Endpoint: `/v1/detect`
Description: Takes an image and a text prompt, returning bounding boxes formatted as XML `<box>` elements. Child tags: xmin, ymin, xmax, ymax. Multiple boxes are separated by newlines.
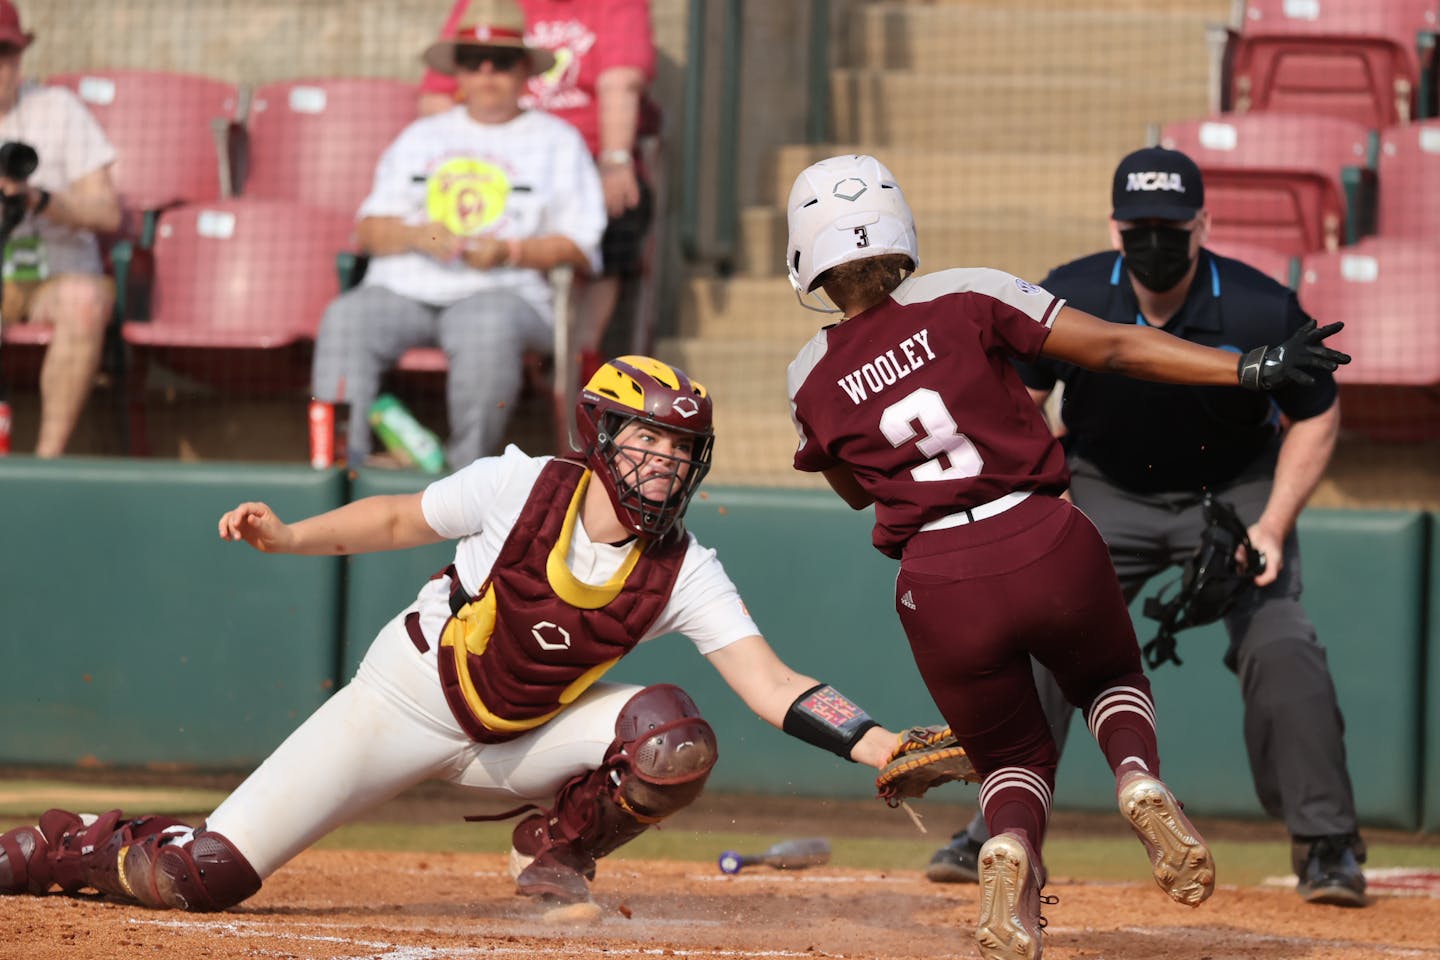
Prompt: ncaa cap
<box><xmin>1111</xmin><ymin>146</ymin><xmax>1204</xmax><ymax>222</ymax></box>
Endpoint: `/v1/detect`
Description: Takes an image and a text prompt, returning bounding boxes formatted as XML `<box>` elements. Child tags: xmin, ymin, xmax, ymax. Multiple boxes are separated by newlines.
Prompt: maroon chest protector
<box><xmin>438</xmin><ymin>458</ymin><xmax>688</xmax><ymax>743</ymax></box>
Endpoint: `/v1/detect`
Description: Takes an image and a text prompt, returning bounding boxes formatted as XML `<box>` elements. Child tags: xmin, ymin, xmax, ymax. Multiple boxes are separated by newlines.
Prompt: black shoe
<box><xmin>1295</xmin><ymin>835</ymin><xmax>1367</xmax><ymax>907</ymax></box>
<box><xmin>926</xmin><ymin>828</ymin><xmax>982</xmax><ymax>884</ymax></box>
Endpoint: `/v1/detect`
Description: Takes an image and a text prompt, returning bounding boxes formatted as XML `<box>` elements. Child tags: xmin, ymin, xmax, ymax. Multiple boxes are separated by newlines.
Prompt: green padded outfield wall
<box><xmin>0</xmin><ymin>458</ymin><xmax>346</xmax><ymax>768</ymax></box>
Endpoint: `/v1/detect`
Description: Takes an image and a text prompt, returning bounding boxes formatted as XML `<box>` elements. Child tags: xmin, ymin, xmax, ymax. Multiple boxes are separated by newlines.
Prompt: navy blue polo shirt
<box><xmin>1016</xmin><ymin>248</ymin><xmax>1337</xmax><ymax>493</ymax></box>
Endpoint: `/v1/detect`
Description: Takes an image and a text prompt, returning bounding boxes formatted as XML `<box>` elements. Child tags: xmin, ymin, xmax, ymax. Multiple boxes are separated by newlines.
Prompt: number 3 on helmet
<box><xmin>785</xmin><ymin>154</ymin><xmax>920</xmax><ymax>312</ymax></box>
<box><xmin>575</xmin><ymin>356</ymin><xmax>715</xmax><ymax>539</ymax></box>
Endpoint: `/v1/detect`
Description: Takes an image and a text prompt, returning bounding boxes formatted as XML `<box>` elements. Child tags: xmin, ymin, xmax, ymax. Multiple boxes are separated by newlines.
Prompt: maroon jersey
<box><xmin>788</xmin><ymin>268</ymin><xmax>1071</xmax><ymax>557</ymax></box>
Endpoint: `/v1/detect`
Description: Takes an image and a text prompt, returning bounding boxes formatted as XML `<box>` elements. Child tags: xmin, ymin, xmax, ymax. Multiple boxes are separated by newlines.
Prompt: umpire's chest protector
<box><xmin>438</xmin><ymin>459</ymin><xmax>688</xmax><ymax>743</ymax></box>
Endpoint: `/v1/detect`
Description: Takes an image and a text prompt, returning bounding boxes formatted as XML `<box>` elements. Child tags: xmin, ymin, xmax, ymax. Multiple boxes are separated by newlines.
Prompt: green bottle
<box><xmin>368</xmin><ymin>394</ymin><xmax>446</xmax><ymax>474</ymax></box>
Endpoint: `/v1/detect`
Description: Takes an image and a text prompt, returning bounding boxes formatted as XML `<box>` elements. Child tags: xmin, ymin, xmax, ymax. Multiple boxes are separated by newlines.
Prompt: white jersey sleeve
<box><xmin>644</xmin><ymin>534</ymin><xmax>761</xmax><ymax>656</ymax></box>
<box><xmin>420</xmin><ymin>444</ymin><xmax>544</xmax><ymax>539</ymax></box>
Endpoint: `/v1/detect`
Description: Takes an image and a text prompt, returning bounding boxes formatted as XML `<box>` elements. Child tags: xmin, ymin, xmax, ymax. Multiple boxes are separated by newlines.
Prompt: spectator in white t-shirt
<box><xmin>311</xmin><ymin>0</ymin><xmax>605</xmax><ymax>469</ymax></box>
<box><xmin>0</xmin><ymin>0</ymin><xmax>122</xmax><ymax>457</ymax></box>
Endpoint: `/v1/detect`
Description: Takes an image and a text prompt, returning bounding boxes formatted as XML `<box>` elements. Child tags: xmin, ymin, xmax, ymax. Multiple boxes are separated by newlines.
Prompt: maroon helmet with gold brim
<box><xmin>575</xmin><ymin>356</ymin><xmax>715</xmax><ymax>539</ymax></box>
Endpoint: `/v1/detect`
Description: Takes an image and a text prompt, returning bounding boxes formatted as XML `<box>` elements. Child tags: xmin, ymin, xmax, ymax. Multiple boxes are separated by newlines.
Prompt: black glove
<box><xmin>1237</xmin><ymin>319</ymin><xmax>1351</xmax><ymax>390</ymax></box>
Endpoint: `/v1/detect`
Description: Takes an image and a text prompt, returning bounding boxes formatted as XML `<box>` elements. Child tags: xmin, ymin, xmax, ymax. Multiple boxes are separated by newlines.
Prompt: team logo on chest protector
<box><xmin>532</xmin><ymin>621</ymin><xmax>572</xmax><ymax>651</ymax></box>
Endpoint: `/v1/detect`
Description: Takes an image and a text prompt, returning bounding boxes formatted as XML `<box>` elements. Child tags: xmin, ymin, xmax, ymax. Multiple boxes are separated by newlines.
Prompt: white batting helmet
<box><xmin>785</xmin><ymin>154</ymin><xmax>919</xmax><ymax>303</ymax></box>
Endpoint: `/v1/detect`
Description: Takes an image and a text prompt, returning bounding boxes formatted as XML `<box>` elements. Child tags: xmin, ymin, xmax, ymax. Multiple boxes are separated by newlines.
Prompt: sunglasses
<box><xmin>454</xmin><ymin>47</ymin><xmax>526</xmax><ymax>73</ymax></box>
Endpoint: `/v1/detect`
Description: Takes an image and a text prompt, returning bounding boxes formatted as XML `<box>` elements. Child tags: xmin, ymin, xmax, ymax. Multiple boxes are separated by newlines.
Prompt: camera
<box><xmin>0</xmin><ymin>140</ymin><xmax>40</xmax><ymax>243</ymax></box>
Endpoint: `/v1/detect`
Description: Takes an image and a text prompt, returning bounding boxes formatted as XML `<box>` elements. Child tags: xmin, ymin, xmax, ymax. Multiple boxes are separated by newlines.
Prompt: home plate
<box><xmin>1263</xmin><ymin>868</ymin><xmax>1440</xmax><ymax>898</ymax></box>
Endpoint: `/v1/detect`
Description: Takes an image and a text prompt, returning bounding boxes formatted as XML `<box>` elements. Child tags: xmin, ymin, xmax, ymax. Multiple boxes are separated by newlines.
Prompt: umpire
<box><xmin>926</xmin><ymin>146</ymin><xmax>1367</xmax><ymax>907</ymax></box>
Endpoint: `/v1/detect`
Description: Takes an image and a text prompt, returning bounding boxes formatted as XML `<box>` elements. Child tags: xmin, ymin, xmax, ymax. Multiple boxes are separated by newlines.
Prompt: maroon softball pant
<box><xmin>895</xmin><ymin>494</ymin><xmax>1147</xmax><ymax>780</ymax></box>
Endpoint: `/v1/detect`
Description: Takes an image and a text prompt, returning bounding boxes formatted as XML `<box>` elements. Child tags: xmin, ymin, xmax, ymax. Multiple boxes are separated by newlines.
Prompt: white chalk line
<box><xmin>1108</xmin><ymin>924</ymin><xmax>1440</xmax><ymax>957</ymax></box>
<box><xmin>125</xmin><ymin>916</ymin><xmax>847</xmax><ymax>959</ymax></box>
<box><xmin>1261</xmin><ymin>867</ymin><xmax>1440</xmax><ymax>899</ymax></box>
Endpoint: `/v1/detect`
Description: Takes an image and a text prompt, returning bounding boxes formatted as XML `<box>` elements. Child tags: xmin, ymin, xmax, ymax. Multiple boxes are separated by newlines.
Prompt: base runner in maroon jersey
<box><xmin>783</xmin><ymin>155</ymin><xmax>1351</xmax><ymax>960</ymax></box>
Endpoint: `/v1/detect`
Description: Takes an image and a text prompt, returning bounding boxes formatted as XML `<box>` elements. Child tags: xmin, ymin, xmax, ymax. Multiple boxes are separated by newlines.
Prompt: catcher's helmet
<box><xmin>575</xmin><ymin>356</ymin><xmax>715</xmax><ymax>539</ymax></box>
<box><xmin>786</xmin><ymin>154</ymin><xmax>919</xmax><ymax>310</ymax></box>
<box><xmin>1141</xmin><ymin>492</ymin><xmax>1266</xmax><ymax>668</ymax></box>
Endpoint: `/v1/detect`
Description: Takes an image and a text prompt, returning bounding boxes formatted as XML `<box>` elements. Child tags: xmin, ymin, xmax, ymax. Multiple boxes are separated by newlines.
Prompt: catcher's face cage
<box><xmin>575</xmin><ymin>356</ymin><xmax>715</xmax><ymax>539</ymax></box>
<box><xmin>1141</xmin><ymin>492</ymin><xmax>1266</xmax><ymax>668</ymax></box>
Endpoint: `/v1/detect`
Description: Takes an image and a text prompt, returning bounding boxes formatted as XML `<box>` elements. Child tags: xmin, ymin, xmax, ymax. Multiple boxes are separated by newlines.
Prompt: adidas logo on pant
<box><xmin>900</xmin><ymin>590</ymin><xmax>916</xmax><ymax>610</ymax></box>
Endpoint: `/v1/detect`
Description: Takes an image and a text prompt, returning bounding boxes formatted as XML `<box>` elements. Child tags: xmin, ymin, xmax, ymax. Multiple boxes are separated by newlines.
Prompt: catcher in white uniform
<box><xmin>0</xmin><ymin>356</ymin><xmax>905</xmax><ymax>910</ymax></box>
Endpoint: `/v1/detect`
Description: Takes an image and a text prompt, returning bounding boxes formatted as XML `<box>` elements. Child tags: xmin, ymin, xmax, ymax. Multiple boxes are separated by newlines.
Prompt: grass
<box><xmin>306</xmin><ymin>822</ymin><xmax>1440</xmax><ymax>888</ymax></box>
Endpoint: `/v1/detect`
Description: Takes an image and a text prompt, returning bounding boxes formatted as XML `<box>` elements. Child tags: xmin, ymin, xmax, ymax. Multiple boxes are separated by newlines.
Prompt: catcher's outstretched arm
<box><xmin>705</xmin><ymin>634</ymin><xmax>896</xmax><ymax>768</ymax></box>
<box><xmin>217</xmin><ymin>492</ymin><xmax>443</xmax><ymax>556</ymax></box>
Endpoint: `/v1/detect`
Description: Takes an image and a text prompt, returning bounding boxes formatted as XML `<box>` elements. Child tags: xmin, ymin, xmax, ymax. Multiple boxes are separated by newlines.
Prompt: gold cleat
<box><xmin>1118</xmin><ymin>770</ymin><xmax>1215</xmax><ymax>907</ymax></box>
<box><xmin>975</xmin><ymin>832</ymin><xmax>1045</xmax><ymax>960</ymax></box>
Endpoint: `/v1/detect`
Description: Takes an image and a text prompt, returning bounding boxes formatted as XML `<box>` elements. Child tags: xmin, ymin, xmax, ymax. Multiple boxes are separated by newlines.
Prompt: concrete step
<box><xmin>728</xmin><ymin>206</ymin><xmax>1106</xmax><ymax>290</ymax></box>
<box><xmin>845</xmin><ymin>3</ymin><xmax>1225</xmax><ymax>80</ymax></box>
<box><xmin>830</xmin><ymin>70</ymin><xmax>1210</xmax><ymax>153</ymax></box>
<box><xmin>765</xmin><ymin>144</ymin><xmax>1119</xmax><ymax>216</ymax></box>
<box><xmin>740</xmin><ymin>206</ymin><xmax>789</xmax><ymax>279</ymax></box>
<box><xmin>679</xmin><ymin>274</ymin><xmax>826</xmax><ymax>341</ymax></box>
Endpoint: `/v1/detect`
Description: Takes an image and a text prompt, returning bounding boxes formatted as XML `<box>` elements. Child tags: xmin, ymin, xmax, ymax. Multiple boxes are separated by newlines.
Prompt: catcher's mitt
<box><xmin>875</xmin><ymin>725</ymin><xmax>979</xmax><ymax>807</ymax></box>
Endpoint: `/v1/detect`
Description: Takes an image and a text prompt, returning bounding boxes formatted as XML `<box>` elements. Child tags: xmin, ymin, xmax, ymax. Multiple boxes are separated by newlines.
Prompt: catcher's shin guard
<box><xmin>0</xmin><ymin>825</ymin><xmax>52</xmax><ymax>895</ymax></box>
<box><xmin>6</xmin><ymin>808</ymin><xmax>260</xmax><ymax>911</ymax></box>
<box><xmin>513</xmin><ymin>683</ymin><xmax>718</xmax><ymax>902</ymax></box>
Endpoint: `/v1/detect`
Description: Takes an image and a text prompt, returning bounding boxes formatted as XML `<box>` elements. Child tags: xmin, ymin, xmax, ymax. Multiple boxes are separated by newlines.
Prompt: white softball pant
<box><xmin>205</xmin><ymin>611</ymin><xmax>640</xmax><ymax>878</ymax></box>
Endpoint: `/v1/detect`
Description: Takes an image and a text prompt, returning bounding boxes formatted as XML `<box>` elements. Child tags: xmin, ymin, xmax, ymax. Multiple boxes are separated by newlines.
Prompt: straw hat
<box><xmin>0</xmin><ymin>1</ymin><xmax>35</xmax><ymax>50</ymax></box>
<box><xmin>422</xmin><ymin>0</ymin><xmax>555</xmax><ymax>77</ymax></box>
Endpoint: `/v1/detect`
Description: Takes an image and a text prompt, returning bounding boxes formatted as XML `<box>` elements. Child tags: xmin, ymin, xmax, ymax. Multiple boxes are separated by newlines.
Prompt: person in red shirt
<box><xmin>420</xmin><ymin>0</ymin><xmax>657</xmax><ymax>383</ymax></box>
<box><xmin>784</xmin><ymin>154</ymin><xmax>1350</xmax><ymax>960</ymax></box>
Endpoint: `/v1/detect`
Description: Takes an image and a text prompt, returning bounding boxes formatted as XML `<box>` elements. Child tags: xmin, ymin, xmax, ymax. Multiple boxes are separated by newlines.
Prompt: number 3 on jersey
<box><xmin>879</xmin><ymin>387</ymin><xmax>983</xmax><ymax>481</ymax></box>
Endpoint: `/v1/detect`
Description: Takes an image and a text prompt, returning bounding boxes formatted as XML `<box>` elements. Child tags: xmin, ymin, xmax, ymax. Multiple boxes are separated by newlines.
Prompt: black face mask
<box><xmin>1120</xmin><ymin>224</ymin><xmax>1195</xmax><ymax>293</ymax></box>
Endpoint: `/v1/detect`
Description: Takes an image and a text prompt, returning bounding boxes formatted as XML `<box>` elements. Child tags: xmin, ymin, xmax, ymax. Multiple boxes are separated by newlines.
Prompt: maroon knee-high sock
<box><xmin>1084</xmin><ymin>677</ymin><xmax>1160</xmax><ymax>780</ymax></box>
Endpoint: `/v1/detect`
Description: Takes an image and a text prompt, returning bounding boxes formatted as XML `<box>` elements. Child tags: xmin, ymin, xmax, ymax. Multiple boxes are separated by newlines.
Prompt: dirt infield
<box><xmin>3</xmin><ymin>780</ymin><xmax>1438</xmax><ymax>959</ymax></box>
<box><xmin>4</xmin><ymin>848</ymin><xmax>1439</xmax><ymax>960</ymax></box>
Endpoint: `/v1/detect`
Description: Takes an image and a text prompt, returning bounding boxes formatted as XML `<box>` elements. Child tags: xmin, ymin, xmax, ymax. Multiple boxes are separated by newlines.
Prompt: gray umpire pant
<box><xmin>312</xmin><ymin>283</ymin><xmax>551</xmax><ymax>468</ymax></box>
<box><xmin>963</xmin><ymin>450</ymin><xmax>1360</xmax><ymax>844</ymax></box>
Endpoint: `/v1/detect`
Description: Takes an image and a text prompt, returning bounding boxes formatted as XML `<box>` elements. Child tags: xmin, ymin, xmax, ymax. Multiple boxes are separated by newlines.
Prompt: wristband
<box><xmin>599</xmin><ymin>148</ymin><xmax>634</xmax><ymax>168</ymax></box>
<box><xmin>782</xmin><ymin>682</ymin><xmax>880</xmax><ymax>762</ymax></box>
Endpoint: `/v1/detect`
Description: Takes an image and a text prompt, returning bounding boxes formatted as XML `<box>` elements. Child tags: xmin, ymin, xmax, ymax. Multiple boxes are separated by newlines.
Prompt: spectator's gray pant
<box><xmin>311</xmin><ymin>284</ymin><xmax>551</xmax><ymax>468</ymax></box>
<box><xmin>963</xmin><ymin>453</ymin><xmax>1359</xmax><ymax>844</ymax></box>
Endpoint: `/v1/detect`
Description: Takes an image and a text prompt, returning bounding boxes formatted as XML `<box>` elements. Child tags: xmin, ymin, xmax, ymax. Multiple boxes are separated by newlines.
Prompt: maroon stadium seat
<box><xmin>1161</xmin><ymin>113</ymin><xmax>1374</xmax><ymax>257</ymax></box>
<box><xmin>122</xmin><ymin>199</ymin><xmax>355</xmax><ymax>452</ymax></box>
<box><xmin>242</xmin><ymin>77</ymin><xmax>418</xmax><ymax>216</ymax></box>
<box><xmin>1374</xmin><ymin>118</ymin><xmax>1440</xmax><ymax>240</ymax></box>
<box><xmin>1297</xmin><ymin>236</ymin><xmax>1440</xmax><ymax>439</ymax></box>
<box><xmin>1229</xmin><ymin>0</ymin><xmax>1439</xmax><ymax>128</ymax></box>
<box><xmin>47</xmin><ymin>69</ymin><xmax>240</xmax><ymax>237</ymax></box>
